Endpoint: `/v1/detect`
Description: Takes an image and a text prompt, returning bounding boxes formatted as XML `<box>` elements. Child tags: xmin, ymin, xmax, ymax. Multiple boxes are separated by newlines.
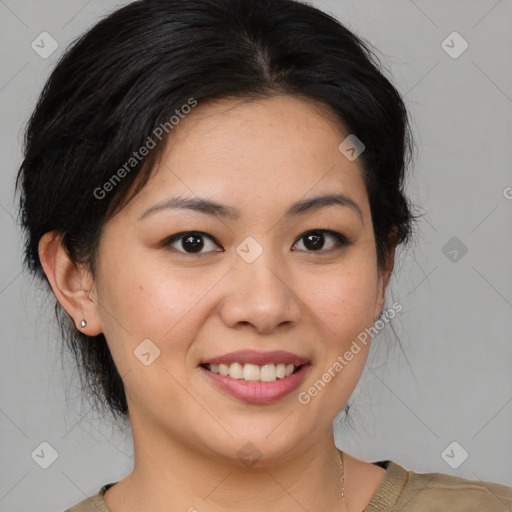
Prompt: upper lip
<box><xmin>200</xmin><ymin>350</ymin><xmax>310</xmax><ymax>366</ymax></box>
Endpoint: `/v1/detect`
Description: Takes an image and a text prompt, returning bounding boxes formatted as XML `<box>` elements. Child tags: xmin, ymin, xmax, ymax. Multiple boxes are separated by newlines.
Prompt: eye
<box><xmin>292</xmin><ymin>230</ymin><xmax>350</xmax><ymax>253</ymax></box>
<box><xmin>162</xmin><ymin>229</ymin><xmax>351</xmax><ymax>256</ymax></box>
<box><xmin>163</xmin><ymin>231</ymin><xmax>223</xmax><ymax>255</ymax></box>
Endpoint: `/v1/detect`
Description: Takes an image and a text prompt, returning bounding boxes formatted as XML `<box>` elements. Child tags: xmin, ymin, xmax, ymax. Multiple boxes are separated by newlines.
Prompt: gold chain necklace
<box><xmin>337</xmin><ymin>449</ymin><xmax>347</xmax><ymax>509</ymax></box>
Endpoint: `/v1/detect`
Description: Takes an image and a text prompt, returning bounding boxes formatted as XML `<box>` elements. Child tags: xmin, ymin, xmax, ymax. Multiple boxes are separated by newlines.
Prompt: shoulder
<box><xmin>64</xmin><ymin>482</ymin><xmax>116</xmax><ymax>512</ymax></box>
<box><xmin>385</xmin><ymin>460</ymin><xmax>512</xmax><ymax>512</ymax></box>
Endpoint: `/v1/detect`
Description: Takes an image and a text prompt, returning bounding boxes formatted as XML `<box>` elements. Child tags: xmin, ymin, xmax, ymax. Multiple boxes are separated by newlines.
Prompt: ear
<box><xmin>374</xmin><ymin>228</ymin><xmax>398</xmax><ymax>321</ymax></box>
<box><xmin>38</xmin><ymin>231</ymin><xmax>103</xmax><ymax>336</ymax></box>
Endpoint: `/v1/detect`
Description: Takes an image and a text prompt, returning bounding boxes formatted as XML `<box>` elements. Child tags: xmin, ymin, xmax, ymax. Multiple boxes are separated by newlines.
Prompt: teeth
<box><xmin>243</xmin><ymin>363</ymin><xmax>260</xmax><ymax>381</ymax></box>
<box><xmin>260</xmin><ymin>364</ymin><xmax>277</xmax><ymax>382</ymax></box>
<box><xmin>206</xmin><ymin>362</ymin><xmax>300</xmax><ymax>382</ymax></box>
<box><xmin>230</xmin><ymin>362</ymin><xmax>244</xmax><ymax>379</ymax></box>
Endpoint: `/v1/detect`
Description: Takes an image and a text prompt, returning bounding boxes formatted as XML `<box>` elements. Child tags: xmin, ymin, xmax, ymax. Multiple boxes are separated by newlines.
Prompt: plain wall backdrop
<box><xmin>1</xmin><ymin>1</ymin><xmax>511</xmax><ymax>511</ymax></box>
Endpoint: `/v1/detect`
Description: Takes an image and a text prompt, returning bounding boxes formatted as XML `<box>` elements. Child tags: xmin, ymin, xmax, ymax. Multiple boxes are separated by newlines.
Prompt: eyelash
<box><xmin>162</xmin><ymin>230</ymin><xmax>352</xmax><ymax>256</ymax></box>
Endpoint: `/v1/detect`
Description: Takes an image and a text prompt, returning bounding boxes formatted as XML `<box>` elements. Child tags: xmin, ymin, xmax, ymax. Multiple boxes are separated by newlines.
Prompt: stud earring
<box><xmin>80</xmin><ymin>319</ymin><xmax>87</xmax><ymax>328</ymax></box>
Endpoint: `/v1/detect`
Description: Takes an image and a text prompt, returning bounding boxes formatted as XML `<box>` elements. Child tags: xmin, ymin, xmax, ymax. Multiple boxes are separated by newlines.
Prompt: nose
<box><xmin>218</xmin><ymin>245</ymin><xmax>302</xmax><ymax>334</ymax></box>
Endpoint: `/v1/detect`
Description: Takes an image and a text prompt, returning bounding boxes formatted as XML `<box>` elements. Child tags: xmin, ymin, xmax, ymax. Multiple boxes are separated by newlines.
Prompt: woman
<box><xmin>16</xmin><ymin>0</ymin><xmax>511</xmax><ymax>510</ymax></box>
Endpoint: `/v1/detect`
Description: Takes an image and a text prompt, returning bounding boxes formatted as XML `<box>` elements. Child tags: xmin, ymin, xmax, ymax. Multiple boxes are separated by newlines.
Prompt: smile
<box><xmin>198</xmin><ymin>350</ymin><xmax>311</xmax><ymax>403</ymax></box>
<box><xmin>200</xmin><ymin>362</ymin><xmax>302</xmax><ymax>383</ymax></box>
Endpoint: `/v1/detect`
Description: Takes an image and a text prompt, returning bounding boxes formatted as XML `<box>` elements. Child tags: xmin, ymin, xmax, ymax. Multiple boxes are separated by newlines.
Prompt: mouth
<box><xmin>198</xmin><ymin>350</ymin><xmax>311</xmax><ymax>403</ymax></box>
<box><xmin>199</xmin><ymin>362</ymin><xmax>305</xmax><ymax>383</ymax></box>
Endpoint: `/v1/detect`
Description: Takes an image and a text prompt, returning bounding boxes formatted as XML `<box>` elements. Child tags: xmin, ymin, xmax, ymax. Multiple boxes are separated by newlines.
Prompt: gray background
<box><xmin>1</xmin><ymin>0</ymin><xmax>511</xmax><ymax>511</ymax></box>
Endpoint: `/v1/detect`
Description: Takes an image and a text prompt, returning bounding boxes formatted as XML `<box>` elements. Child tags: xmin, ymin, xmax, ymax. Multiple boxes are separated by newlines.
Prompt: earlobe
<box><xmin>374</xmin><ymin>229</ymin><xmax>398</xmax><ymax>322</ymax></box>
<box><xmin>374</xmin><ymin>277</ymin><xmax>386</xmax><ymax>322</ymax></box>
<box><xmin>374</xmin><ymin>272</ymin><xmax>390</xmax><ymax>323</ymax></box>
<box><xmin>38</xmin><ymin>231</ymin><xmax>103</xmax><ymax>336</ymax></box>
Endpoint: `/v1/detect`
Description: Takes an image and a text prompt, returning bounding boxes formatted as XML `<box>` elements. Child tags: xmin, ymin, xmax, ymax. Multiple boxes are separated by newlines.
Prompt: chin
<box><xmin>193</xmin><ymin>419</ymin><xmax>315</xmax><ymax>469</ymax></box>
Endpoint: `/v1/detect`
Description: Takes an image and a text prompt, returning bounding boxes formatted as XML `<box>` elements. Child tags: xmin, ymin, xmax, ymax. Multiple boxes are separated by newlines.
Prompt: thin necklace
<box><xmin>337</xmin><ymin>449</ymin><xmax>347</xmax><ymax>509</ymax></box>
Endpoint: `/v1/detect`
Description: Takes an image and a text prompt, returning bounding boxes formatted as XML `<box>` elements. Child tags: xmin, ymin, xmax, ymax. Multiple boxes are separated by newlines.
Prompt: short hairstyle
<box><xmin>16</xmin><ymin>0</ymin><xmax>417</xmax><ymax>423</ymax></box>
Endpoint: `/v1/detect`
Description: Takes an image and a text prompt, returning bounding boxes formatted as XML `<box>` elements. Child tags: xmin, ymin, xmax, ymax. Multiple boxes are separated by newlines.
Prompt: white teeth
<box><xmin>229</xmin><ymin>362</ymin><xmax>244</xmax><ymax>380</ymax></box>
<box><xmin>260</xmin><ymin>364</ymin><xmax>276</xmax><ymax>382</ymax></box>
<box><xmin>276</xmin><ymin>363</ymin><xmax>286</xmax><ymax>379</ymax></box>
<box><xmin>206</xmin><ymin>362</ymin><xmax>301</xmax><ymax>382</ymax></box>
<box><xmin>243</xmin><ymin>363</ymin><xmax>260</xmax><ymax>381</ymax></box>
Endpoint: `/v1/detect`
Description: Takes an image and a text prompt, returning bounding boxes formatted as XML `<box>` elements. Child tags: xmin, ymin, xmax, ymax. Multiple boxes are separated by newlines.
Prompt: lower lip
<box><xmin>199</xmin><ymin>365</ymin><xmax>310</xmax><ymax>403</ymax></box>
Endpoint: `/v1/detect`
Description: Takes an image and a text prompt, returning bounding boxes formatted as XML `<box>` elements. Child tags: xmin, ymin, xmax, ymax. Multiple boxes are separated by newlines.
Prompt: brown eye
<box><xmin>164</xmin><ymin>232</ymin><xmax>222</xmax><ymax>254</ymax></box>
<box><xmin>293</xmin><ymin>230</ymin><xmax>350</xmax><ymax>252</ymax></box>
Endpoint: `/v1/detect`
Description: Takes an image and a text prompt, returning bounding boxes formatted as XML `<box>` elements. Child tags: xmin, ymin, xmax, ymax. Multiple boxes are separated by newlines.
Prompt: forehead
<box><xmin>124</xmin><ymin>95</ymin><xmax>370</xmax><ymax>221</ymax></box>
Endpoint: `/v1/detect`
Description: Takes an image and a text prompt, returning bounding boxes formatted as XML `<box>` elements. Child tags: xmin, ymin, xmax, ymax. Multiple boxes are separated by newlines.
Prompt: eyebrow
<box><xmin>137</xmin><ymin>193</ymin><xmax>364</xmax><ymax>223</ymax></box>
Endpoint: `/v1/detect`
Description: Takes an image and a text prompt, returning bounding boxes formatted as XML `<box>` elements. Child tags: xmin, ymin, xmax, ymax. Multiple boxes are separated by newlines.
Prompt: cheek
<box><xmin>300</xmin><ymin>260</ymin><xmax>379</xmax><ymax>340</ymax></box>
<box><xmin>297</xmin><ymin>264</ymin><xmax>377</xmax><ymax>413</ymax></box>
<box><xmin>94</xmin><ymin>251</ymin><xmax>217</xmax><ymax>367</ymax></box>
<box><xmin>93</xmin><ymin>262</ymin><xmax>194</xmax><ymax>411</ymax></box>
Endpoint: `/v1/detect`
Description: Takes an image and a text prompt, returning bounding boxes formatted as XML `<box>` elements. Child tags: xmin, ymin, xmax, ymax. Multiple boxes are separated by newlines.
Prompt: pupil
<box><xmin>183</xmin><ymin>234</ymin><xmax>204</xmax><ymax>253</ymax></box>
<box><xmin>304</xmin><ymin>231</ymin><xmax>324</xmax><ymax>251</ymax></box>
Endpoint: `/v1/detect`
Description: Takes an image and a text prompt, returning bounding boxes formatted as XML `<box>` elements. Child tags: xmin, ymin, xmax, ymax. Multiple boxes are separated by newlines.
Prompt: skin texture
<box><xmin>39</xmin><ymin>95</ymin><xmax>395</xmax><ymax>512</ymax></box>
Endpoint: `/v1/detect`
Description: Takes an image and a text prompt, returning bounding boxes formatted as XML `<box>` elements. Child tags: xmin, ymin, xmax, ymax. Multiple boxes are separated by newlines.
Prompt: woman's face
<box><xmin>90</xmin><ymin>95</ymin><xmax>390</xmax><ymax>464</ymax></box>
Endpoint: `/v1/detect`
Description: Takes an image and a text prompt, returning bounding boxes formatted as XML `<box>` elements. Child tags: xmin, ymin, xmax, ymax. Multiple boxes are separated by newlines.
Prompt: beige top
<box><xmin>64</xmin><ymin>460</ymin><xmax>512</xmax><ymax>511</ymax></box>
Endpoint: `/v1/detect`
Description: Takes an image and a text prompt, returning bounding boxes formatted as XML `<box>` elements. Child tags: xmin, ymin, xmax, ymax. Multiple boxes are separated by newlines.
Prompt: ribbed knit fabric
<box><xmin>364</xmin><ymin>460</ymin><xmax>408</xmax><ymax>510</ymax></box>
<box><xmin>64</xmin><ymin>460</ymin><xmax>512</xmax><ymax>512</ymax></box>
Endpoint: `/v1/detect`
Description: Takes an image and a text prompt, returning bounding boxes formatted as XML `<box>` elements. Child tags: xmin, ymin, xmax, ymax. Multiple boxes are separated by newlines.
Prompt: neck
<box><xmin>108</xmin><ymin>416</ymin><xmax>348</xmax><ymax>512</ymax></box>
